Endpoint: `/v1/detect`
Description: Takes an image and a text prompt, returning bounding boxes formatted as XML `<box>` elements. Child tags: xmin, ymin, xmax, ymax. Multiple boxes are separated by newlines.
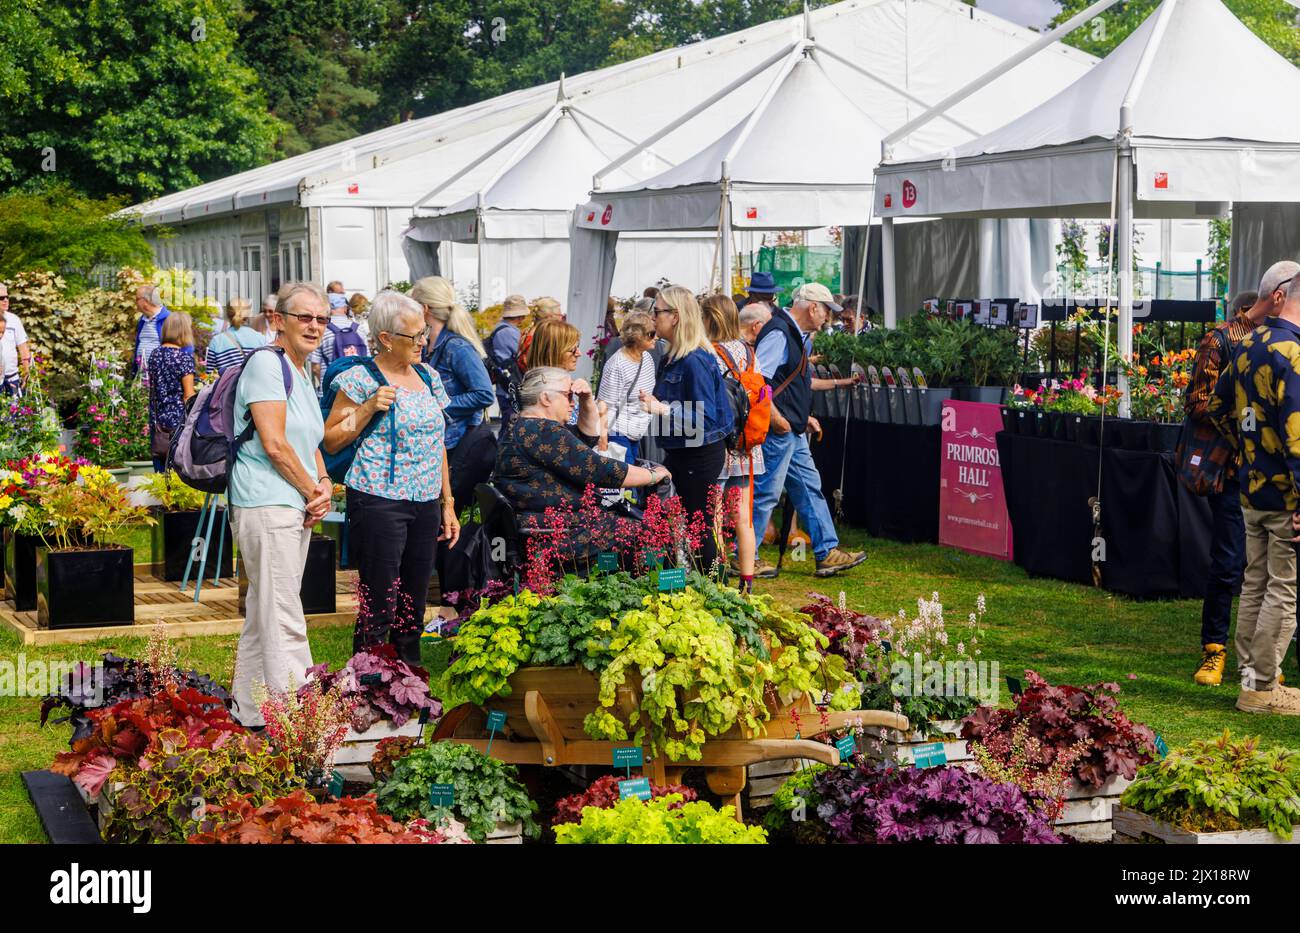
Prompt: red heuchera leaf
<box><xmin>72</xmin><ymin>750</ymin><xmax>118</xmax><ymax>797</ymax></box>
<box><xmin>959</xmin><ymin>670</ymin><xmax>1157</xmax><ymax>788</ymax></box>
<box><xmin>188</xmin><ymin>790</ymin><xmax>465</xmax><ymax>844</ymax></box>
<box><xmin>551</xmin><ymin>775</ymin><xmax>697</xmax><ymax>826</ymax></box>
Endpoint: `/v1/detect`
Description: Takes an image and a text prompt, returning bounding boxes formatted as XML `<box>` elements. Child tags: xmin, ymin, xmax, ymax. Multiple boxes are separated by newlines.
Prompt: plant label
<box><xmin>327</xmin><ymin>771</ymin><xmax>345</xmax><ymax>799</ymax></box>
<box><xmin>835</xmin><ymin>734</ymin><xmax>856</xmax><ymax>761</ymax></box>
<box><xmin>418</xmin><ymin>704</ymin><xmax>432</xmax><ymax>725</ymax></box>
<box><xmin>657</xmin><ymin>568</ymin><xmax>686</xmax><ymax>592</ymax></box>
<box><xmin>486</xmin><ymin>710</ymin><xmax>507</xmax><ymax>731</ymax></box>
<box><xmin>912</xmin><ymin>742</ymin><xmax>948</xmax><ymax>769</ymax></box>
<box><xmin>642</xmin><ymin>549</ymin><xmax>663</xmax><ymax>569</ymax></box>
<box><xmin>359</xmin><ymin>673</ymin><xmax>383</xmax><ymax>687</ymax></box>
<box><xmin>596</xmin><ymin>552</ymin><xmax>619</xmax><ymax>572</ymax></box>
<box><xmin>618</xmin><ymin>777</ymin><xmax>652</xmax><ymax>801</ymax></box>
<box><xmin>1006</xmin><ymin>676</ymin><xmax>1023</xmax><ymax>697</ymax></box>
<box><xmin>612</xmin><ymin>746</ymin><xmax>644</xmax><ymax>771</ymax></box>
<box><xmin>1155</xmin><ymin>734</ymin><xmax>1169</xmax><ymax>759</ymax></box>
<box><xmin>428</xmin><ymin>783</ymin><xmax>455</xmax><ymax>807</ymax></box>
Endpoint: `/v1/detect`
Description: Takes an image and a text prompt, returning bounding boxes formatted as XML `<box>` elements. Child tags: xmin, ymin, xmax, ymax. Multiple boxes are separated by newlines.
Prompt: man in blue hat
<box><xmin>740</xmin><ymin>271</ymin><xmax>783</xmax><ymax>313</ymax></box>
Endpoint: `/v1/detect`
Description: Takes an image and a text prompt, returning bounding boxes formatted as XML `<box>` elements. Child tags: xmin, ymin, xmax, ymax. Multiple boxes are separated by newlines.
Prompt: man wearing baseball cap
<box><xmin>747</xmin><ymin>281</ymin><xmax>866</xmax><ymax>578</ymax></box>
<box><xmin>488</xmin><ymin>294</ymin><xmax>530</xmax><ymax>424</ymax></box>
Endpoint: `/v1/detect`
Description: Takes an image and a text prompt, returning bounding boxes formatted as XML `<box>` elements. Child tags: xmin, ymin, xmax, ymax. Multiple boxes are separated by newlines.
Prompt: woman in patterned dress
<box><xmin>146</xmin><ymin>311</ymin><xmax>197</xmax><ymax>472</ymax></box>
<box><xmin>322</xmin><ymin>291</ymin><xmax>461</xmax><ymax>664</ymax></box>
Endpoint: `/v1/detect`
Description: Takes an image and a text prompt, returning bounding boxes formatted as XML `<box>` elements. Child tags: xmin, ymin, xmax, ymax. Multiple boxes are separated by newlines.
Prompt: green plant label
<box><xmin>418</xmin><ymin>704</ymin><xmax>432</xmax><ymax>726</ymax></box>
<box><xmin>1155</xmin><ymin>734</ymin><xmax>1169</xmax><ymax>759</ymax></box>
<box><xmin>359</xmin><ymin>673</ymin><xmax>383</xmax><ymax>687</ymax></box>
<box><xmin>327</xmin><ymin>771</ymin><xmax>345</xmax><ymax>799</ymax></box>
<box><xmin>428</xmin><ymin>783</ymin><xmax>455</xmax><ymax>807</ymax></box>
<box><xmin>835</xmin><ymin>734</ymin><xmax>856</xmax><ymax>761</ymax></box>
<box><xmin>657</xmin><ymin>568</ymin><xmax>686</xmax><ymax>592</ymax></box>
<box><xmin>612</xmin><ymin>747</ymin><xmax>644</xmax><ymax>769</ymax></box>
<box><xmin>912</xmin><ymin>742</ymin><xmax>948</xmax><ymax>769</ymax></box>
<box><xmin>596</xmin><ymin>552</ymin><xmax>619</xmax><ymax>572</ymax></box>
<box><xmin>642</xmin><ymin>549</ymin><xmax>663</xmax><ymax>569</ymax></box>
<box><xmin>618</xmin><ymin>777</ymin><xmax>652</xmax><ymax>801</ymax></box>
<box><xmin>486</xmin><ymin>710</ymin><xmax>507</xmax><ymax>731</ymax></box>
<box><xmin>1006</xmin><ymin>676</ymin><xmax>1023</xmax><ymax>697</ymax></box>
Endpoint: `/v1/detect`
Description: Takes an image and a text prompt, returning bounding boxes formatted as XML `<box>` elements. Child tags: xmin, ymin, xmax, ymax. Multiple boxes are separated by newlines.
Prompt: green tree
<box><xmin>0</xmin><ymin>185</ymin><xmax>154</xmax><ymax>293</ymax></box>
<box><xmin>1051</xmin><ymin>0</ymin><xmax>1300</xmax><ymax>64</ymax></box>
<box><xmin>0</xmin><ymin>0</ymin><xmax>280</xmax><ymax>201</ymax></box>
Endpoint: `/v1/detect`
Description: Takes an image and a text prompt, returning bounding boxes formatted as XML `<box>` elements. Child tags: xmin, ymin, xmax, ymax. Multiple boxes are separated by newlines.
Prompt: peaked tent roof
<box><xmin>875</xmin><ymin>0</ymin><xmax>1300</xmax><ymax>219</ymax></box>
<box><xmin>129</xmin><ymin>0</ymin><xmax>1096</xmax><ymax>227</ymax></box>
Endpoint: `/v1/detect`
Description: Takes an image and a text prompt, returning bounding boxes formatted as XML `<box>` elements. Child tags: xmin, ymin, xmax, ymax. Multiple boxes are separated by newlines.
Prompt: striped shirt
<box><xmin>135</xmin><ymin>314</ymin><xmax>162</xmax><ymax>375</ymax></box>
<box><xmin>205</xmin><ymin>326</ymin><xmax>267</xmax><ymax>375</ymax></box>
<box><xmin>597</xmin><ymin>348</ymin><xmax>656</xmax><ymax>440</ymax></box>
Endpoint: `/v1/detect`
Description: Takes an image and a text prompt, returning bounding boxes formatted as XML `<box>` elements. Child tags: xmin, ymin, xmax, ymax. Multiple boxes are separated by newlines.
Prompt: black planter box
<box><xmin>150</xmin><ymin>508</ymin><xmax>233</xmax><ymax>582</ymax></box>
<box><xmin>301</xmin><ymin>534</ymin><xmax>336</xmax><ymax>615</ymax></box>
<box><xmin>1116</xmin><ymin>419</ymin><xmax>1153</xmax><ymax>451</ymax></box>
<box><xmin>1082</xmin><ymin>415</ymin><xmax>1115</xmax><ymax>447</ymax></box>
<box><xmin>4</xmin><ymin>530</ymin><xmax>40</xmax><ymax>611</ymax></box>
<box><xmin>1062</xmin><ymin>413</ymin><xmax>1085</xmax><ymax>443</ymax></box>
<box><xmin>36</xmin><ymin>546</ymin><xmax>135</xmax><ymax>629</ymax></box>
<box><xmin>1149</xmin><ymin>422</ymin><xmax>1181</xmax><ymax>453</ymax></box>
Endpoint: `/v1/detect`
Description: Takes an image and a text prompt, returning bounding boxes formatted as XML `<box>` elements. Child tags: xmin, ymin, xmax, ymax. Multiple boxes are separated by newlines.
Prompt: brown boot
<box><xmin>814</xmin><ymin>548</ymin><xmax>867</xmax><ymax>577</ymax></box>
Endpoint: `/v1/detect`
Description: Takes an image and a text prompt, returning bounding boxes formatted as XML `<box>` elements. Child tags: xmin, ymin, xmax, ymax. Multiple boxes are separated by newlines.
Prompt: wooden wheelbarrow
<box><xmin>431</xmin><ymin>666</ymin><xmax>910</xmax><ymax>818</ymax></box>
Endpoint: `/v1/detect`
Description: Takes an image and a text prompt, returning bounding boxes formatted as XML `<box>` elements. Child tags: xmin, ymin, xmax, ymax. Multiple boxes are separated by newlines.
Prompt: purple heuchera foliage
<box><xmin>303</xmin><ymin>645</ymin><xmax>439</xmax><ymax>732</ymax></box>
<box><xmin>814</xmin><ymin>763</ymin><xmax>1062</xmax><ymax>844</ymax></box>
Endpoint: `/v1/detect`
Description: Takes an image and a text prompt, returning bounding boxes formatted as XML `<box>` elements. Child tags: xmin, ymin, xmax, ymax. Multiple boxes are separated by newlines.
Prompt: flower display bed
<box><xmin>1112</xmin><ymin>806</ymin><xmax>1299</xmax><ymax>845</ymax></box>
<box><xmin>1053</xmin><ymin>775</ymin><xmax>1133</xmax><ymax>842</ymax></box>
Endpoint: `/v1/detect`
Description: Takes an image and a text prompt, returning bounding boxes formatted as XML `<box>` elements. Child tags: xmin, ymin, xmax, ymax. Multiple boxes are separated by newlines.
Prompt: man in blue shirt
<box><xmin>750</xmin><ymin>282</ymin><xmax>866</xmax><ymax>579</ymax></box>
<box><xmin>131</xmin><ymin>285</ymin><xmax>193</xmax><ymax>378</ymax></box>
<box><xmin>487</xmin><ymin>294</ymin><xmax>529</xmax><ymax>423</ymax></box>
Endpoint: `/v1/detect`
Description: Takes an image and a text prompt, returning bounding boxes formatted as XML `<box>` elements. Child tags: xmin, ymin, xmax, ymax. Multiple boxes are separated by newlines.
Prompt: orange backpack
<box><xmin>715</xmin><ymin>342</ymin><xmax>772</xmax><ymax>452</ymax></box>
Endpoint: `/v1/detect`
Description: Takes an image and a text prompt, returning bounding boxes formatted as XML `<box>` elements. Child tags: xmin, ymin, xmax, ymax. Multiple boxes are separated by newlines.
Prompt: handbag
<box><xmin>148</xmin><ymin>362</ymin><xmax>176</xmax><ymax>461</ymax></box>
<box><xmin>1174</xmin><ymin>328</ymin><xmax>1236</xmax><ymax>496</ymax></box>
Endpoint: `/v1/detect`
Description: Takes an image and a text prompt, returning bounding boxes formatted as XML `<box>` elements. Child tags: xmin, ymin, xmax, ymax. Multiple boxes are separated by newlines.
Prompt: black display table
<box><xmin>996</xmin><ymin>431</ymin><xmax>1212</xmax><ymax>599</ymax></box>
<box><xmin>810</xmin><ymin>419</ymin><xmax>940</xmax><ymax>544</ymax></box>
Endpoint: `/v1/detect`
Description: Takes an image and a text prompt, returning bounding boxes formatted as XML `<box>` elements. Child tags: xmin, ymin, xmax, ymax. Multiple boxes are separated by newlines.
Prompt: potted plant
<box><xmin>1043</xmin><ymin>374</ymin><xmax>1103</xmax><ymax>442</ymax></box>
<box><xmin>189</xmin><ymin>789</ymin><xmax>472</xmax><ymax>844</ymax></box>
<box><xmin>0</xmin><ymin>359</ymin><xmax>61</xmax><ymax>463</ymax></box>
<box><xmin>1116</xmin><ymin>731</ymin><xmax>1300</xmax><ymax>843</ymax></box>
<box><xmin>258</xmin><ymin>678</ymin><xmax>355</xmax><ymax>798</ymax></box>
<box><xmin>1126</xmin><ymin>350</ymin><xmax>1191</xmax><ymax>453</ymax></box>
<box><xmin>554</xmin><ymin>794</ymin><xmax>766</xmax><ymax>844</ymax></box>
<box><xmin>138</xmin><ymin>470</ymin><xmax>232</xmax><ymax>581</ymax></box>
<box><xmin>957</xmin><ymin>324</ymin><xmax>1020</xmax><ymax>404</ymax></box>
<box><xmin>1004</xmin><ymin>385</ymin><xmax>1041</xmax><ymax>435</ymax></box>
<box><xmin>74</xmin><ymin>353</ymin><xmax>151</xmax><ymax>471</ymax></box>
<box><xmin>30</xmin><ymin>467</ymin><xmax>153</xmax><ymax>629</ymax></box>
<box><xmin>1</xmin><ymin>453</ymin><xmax>91</xmax><ymax>611</ymax></box>
<box><xmin>551</xmin><ymin>774</ymin><xmax>697</xmax><ymax>827</ymax></box>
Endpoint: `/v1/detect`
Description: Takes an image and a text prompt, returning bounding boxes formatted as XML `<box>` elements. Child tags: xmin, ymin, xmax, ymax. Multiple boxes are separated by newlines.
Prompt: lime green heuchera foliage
<box><xmin>374</xmin><ymin>742</ymin><xmax>539</xmax><ymax>843</ymax></box>
<box><xmin>1121</xmin><ymin>730</ymin><xmax>1300</xmax><ymax>840</ymax></box>
<box><xmin>554</xmin><ymin>795</ymin><xmax>767</xmax><ymax>844</ymax></box>
<box><xmin>434</xmin><ymin>591</ymin><xmax>542</xmax><ymax>708</ymax></box>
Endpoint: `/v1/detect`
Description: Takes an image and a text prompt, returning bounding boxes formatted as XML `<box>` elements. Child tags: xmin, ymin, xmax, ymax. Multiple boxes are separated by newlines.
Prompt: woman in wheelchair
<box><xmin>494</xmin><ymin>367</ymin><xmax>670</xmax><ymax>555</ymax></box>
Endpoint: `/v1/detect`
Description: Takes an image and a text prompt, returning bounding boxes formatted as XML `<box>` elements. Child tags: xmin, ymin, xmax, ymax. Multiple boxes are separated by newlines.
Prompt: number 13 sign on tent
<box><xmin>938</xmin><ymin>400</ymin><xmax>1012</xmax><ymax>560</ymax></box>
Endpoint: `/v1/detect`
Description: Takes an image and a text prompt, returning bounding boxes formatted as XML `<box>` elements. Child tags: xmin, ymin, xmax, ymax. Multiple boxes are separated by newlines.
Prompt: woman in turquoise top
<box><xmin>228</xmin><ymin>282</ymin><xmax>332</xmax><ymax>728</ymax></box>
<box><xmin>323</xmin><ymin>290</ymin><xmax>461</xmax><ymax>664</ymax></box>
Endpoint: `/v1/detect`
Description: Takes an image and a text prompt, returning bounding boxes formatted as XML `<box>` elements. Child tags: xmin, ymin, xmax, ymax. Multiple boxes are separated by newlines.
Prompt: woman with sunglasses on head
<box><xmin>639</xmin><ymin>285</ymin><xmax>734</xmax><ymax>575</ymax></box>
<box><xmin>322</xmin><ymin>290</ymin><xmax>460</xmax><ymax>666</ymax></box>
<box><xmin>494</xmin><ymin>366</ymin><xmax>670</xmax><ymax>558</ymax></box>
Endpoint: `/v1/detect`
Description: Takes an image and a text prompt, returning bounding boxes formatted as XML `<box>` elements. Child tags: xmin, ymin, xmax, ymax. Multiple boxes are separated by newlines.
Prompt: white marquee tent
<box><xmin>874</xmin><ymin>0</ymin><xmax>1300</xmax><ymax>405</ymax></box>
<box><xmin>403</xmin><ymin>84</ymin><xmax>714</xmax><ymax>308</ymax></box>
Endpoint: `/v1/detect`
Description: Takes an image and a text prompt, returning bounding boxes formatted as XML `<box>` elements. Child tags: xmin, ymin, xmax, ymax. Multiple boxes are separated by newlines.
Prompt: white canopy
<box><xmin>873</xmin><ymin>0</ymin><xmax>1300</xmax><ymax>410</ymax></box>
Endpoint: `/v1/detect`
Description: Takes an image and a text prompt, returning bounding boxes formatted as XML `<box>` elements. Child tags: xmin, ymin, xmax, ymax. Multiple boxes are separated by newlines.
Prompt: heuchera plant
<box><xmin>1121</xmin><ymin>730</ymin><xmax>1300</xmax><ymax>840</ymax></box>
<box><xmin>798</xmin><ymin>592</ymin><xmax>885</xmax><ymax>671</ymax></box>
<box><xmin>50</xmin><ymin>686</ymin><xmax>245</xmax><ymax>797</ymax></box>
<box><xmin>305</xmin><ymin>644</ymin><xmax>439</xmax><ymax>732</ymax></box>
<box><xmin>960</xmin><ymin>670</ymin><xmax>1157</xmax><ymax>788</ymax></box>
<box><xmin>40</xmin><ymin>653</ymin><xmax>232</xmax><ymax>745</ymax></box>
<box><xmin>189</xmin><ymin>789</ymin><xmax>472</xmax><ymax>844</ymax></box>
<box><xmin>551</xmin><ymin>775</ymin><xmax>696</xmax><ymax>827</ymax></box>
<box><xmin>813</xmin><ymin>762</ymin><xmax>1062</xmax><ymax>844</ymax></box>
<box><xmin>554</xmin><ymin>795</ymin><xmax>767</xmax><ymax>844</ymax></box>
<box><xmin>369</xmin><ymin>735</ymin><xmax>421</xmax><ymax>784</ymax></box>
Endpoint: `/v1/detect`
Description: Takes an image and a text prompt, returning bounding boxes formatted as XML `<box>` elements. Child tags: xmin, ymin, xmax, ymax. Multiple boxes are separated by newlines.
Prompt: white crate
<box><xmin>1053</xmin><ymin>774</ymin><xmax>1132</xmax><ymax>842</ymax></box>
<box><xmin>861</xmin><ymin>720</ymin><xmax>973</xmax><ymax>768</ymax></box>
<box><xmin>485</xmin><ymin>821</ymin><xmax>523</xmax><ymax>845</ymax></box>
<box><xmin>1113</xmin><ymin>806</ymin><xmax>1300</xmax><ymax>845</ymax></box>
<box><xmin>746</xmin><ymin>758</ymin><xmax>820</xmax><ymax>810</ymax></box>
<box><xmin>333</xmin><ymin>718</ymin><xmax>424</xmax><ymax>784</ymax></box>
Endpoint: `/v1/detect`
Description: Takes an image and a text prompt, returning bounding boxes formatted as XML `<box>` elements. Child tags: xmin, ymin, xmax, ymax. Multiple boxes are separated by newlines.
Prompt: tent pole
<box><xmin>719</xmin><ymin>174</ymin><xmax>733</xmax><ymax>294</ymax></box>
<box><xmin>475</xmin><ymin>199</ymin><xmax>487</xmax><ymax>309</ymax></box>
<box><xmin>1117</xmin><ymin>145</ymin><xmax>1134</xmax><ymax>417</ymax></box>
<box><xmin>882</xmin><ymin>216</ymin><xmax>897</xmax><ymax>329</ymax></box>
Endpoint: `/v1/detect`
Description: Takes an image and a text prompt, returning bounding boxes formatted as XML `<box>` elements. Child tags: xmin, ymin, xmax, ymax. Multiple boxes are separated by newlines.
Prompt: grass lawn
<box><xmin>1</xmin><ymin>528</ymin><xmax>1295</xmax><ymax>843</ymax></box>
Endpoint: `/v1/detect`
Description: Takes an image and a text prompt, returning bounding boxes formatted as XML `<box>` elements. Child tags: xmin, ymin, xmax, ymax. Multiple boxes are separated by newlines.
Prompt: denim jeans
<box><xmin>607</xmin><ymin>433</ymin><xmax>639</xmax><ymax>465</ymax></box>
<box><xmin>750</xmin><ymin>429</ymin><xmax>839</xmax><ymax>562</ymax></box>
<box><xmin>1201</xmin><ymin>474</ymin><xmax>1245</xmax><ymax>646</ymax></box>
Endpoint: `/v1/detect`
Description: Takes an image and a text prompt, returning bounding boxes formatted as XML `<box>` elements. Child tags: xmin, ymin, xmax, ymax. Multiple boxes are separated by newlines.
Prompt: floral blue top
<box><xmin>333</xmin><ymin>363</ymin><xmax>451</xmax><ymax>502</ymax></box>
<box><xmin>146</xmin><ymin>345</ymin><xmax>194</xmax><ymax>432</ymax></box>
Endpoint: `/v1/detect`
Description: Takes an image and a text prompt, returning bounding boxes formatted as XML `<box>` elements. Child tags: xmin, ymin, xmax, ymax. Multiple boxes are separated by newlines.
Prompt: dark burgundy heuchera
<box><xmin>551</xmin><ymin>775</ymin><xmax>697</xmax><ymax>826</ymax></box>
<box><xmin>960</xmin><ymin>670</ymin><xmax>1157</xmax><ymax>788</ymax></box>
<box><xmin>813</xmin><ymin>762</ymin><xmax>1062</xmax><ymax>844</ymax></box>
<box><xmin>40</xmin><ymin>653</ymin><xmax>231</xmax><ymax>744</ymax></box>
<box><xmin>305</xmin><ymin>645</ymin><xmax>439</xmax><ymax>732</ymax></box>
<box><xmin>798</xmin><ymin>593</ymin><xmax>885</xmax><ymax>671</ymax></box>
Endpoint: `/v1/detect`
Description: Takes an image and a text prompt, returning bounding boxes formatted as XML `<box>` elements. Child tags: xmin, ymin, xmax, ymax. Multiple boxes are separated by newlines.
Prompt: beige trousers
<box><xmin>1236</xmin><ymin>508</ymin><xmax>1298</xmax><ymax>691</ymax></box>
<box><xmin>229</xmin><ymin>505</ymin><xmax>313</xmax><ymax>727</ymax></box>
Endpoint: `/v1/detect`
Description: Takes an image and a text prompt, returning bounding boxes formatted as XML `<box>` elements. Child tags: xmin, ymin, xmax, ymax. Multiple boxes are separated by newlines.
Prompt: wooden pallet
<box><xmin>1053</xmin><ymin>775</ymin><xmax>1132</xmax><ymax>842</ymax></box>
<box><xmin>0</xmin><ymin>567</ymin><xmax>360</xmax><ymax>646</ymax></box>
<box><xmin>861</xmin><ymin>719</ymin><xmax>973</xmax><ymax>768</ymax></box>
<box><xmin>333</xmin><ymin>719</ymin><xmax>425</xmax><ymax>783</ymax></box>
<box><xmin>1113</xmin><ymin>806</ymin><xmax>1300</xmax><ymax>845</ymax></box>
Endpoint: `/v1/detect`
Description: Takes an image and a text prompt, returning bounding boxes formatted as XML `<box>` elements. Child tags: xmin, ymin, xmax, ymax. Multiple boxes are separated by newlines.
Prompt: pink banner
<box><xmin>938</xmin><ymin>400</ymin><xmax>1013</xmax><ymax>560</ymax></box>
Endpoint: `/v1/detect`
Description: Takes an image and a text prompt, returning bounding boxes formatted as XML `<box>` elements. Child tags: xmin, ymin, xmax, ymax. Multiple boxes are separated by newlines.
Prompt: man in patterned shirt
<box><xmin>1207</xmin><ymin>271</ymin><xmax>1300</xmax><ymax>716</ymax></box>
<box><xmin>1187</xmin><ymin>263</ymin><xmax>1298</xmax><ymax>685</ymax></box>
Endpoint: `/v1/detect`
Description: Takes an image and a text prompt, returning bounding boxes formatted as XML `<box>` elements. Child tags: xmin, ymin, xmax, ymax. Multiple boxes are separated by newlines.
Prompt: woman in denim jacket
<box><xmin>639</xmin><ymin>285</ymin><xmax>735</xmax><ymax>574</ymax></box>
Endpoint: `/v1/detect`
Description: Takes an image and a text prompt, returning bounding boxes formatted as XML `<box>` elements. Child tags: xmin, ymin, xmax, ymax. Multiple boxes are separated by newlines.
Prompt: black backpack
<box><xmin>486</xmin><ymin>323</ymin><xmax>524</xmax><ymax>390</ymax></box>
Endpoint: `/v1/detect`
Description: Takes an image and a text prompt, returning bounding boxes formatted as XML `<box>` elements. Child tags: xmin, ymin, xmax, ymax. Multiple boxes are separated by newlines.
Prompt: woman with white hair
<box><xmin>495</xmin><ymin>366</ymin><xmax>670</xmax><ymax>557</ymax></box>
<box><xmin>410</xmin><ymin>276</ymin><xmax>496</xmax><ymax>511</ymax></box>
<box><xmin>322</xmin><ymin>289</ymin><xmax>460</xmax><ymax>665</ymax></box>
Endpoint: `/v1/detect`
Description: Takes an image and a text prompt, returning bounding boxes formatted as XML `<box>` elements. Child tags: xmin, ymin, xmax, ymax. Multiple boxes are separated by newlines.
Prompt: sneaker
<box><xmin>1236</xmin><ymin>686</ymin><xmax>1300</xmax><ymax>716</ymax></box>
<box><xmin>814</xmin><ymin>548</ymin><xmax>867</xmax><ymax>577</ymax></box>
<box><xmin>1194</xmin><ymin>644</ymin><xmax>1226</xmax><ymax>686</ymax></box>
<box><xmin>753</xmin><ymin>558</ymin><xmax>779</xmax><ymax>580</ymax></box>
